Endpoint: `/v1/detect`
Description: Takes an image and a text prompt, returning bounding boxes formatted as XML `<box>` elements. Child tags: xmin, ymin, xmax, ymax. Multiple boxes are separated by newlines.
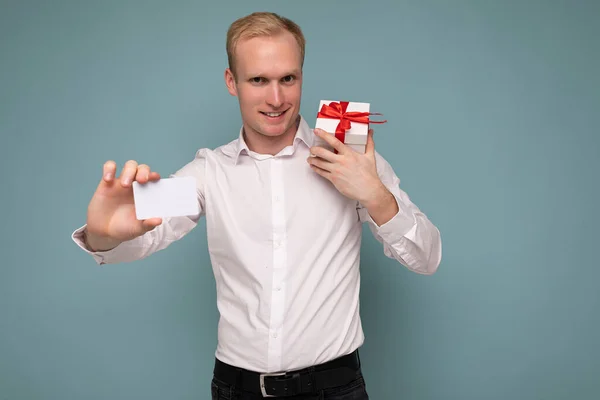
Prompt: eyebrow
<box><xmin>247</xmin><ymin>70</ymin><xmax>302</xmax><ymax>79</ymax></box>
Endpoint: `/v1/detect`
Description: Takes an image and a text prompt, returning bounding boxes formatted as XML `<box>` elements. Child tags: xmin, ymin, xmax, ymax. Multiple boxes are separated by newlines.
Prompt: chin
<box><xmin>260</xmin><ymin>120</ymin><xmax>294</xmax><ymax>137</ymax></box>
<box><xmin>260</xmin><ymin>127</ymin><xmax>288</xmax><ymax>138</ymax></box>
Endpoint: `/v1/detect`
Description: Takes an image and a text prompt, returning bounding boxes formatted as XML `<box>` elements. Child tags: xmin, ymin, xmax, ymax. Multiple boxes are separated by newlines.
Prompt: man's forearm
<box><xmin>362</xmin><ymin>184</ymin><xmax>399</xmax><ymax>226</ymax></box>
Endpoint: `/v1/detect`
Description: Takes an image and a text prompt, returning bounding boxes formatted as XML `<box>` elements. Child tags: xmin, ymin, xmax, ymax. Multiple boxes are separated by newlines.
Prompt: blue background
<box><xmin>1</xmin><ymin>0</ymin><xmax>599</xmax><ymax>399</ymax></box>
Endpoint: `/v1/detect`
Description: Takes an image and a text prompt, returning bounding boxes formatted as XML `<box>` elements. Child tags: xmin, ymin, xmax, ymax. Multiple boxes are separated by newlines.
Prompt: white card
<box><xmin>132</xmin><ymin>177</ymin><xmax>198</xmax><ymax>220</ymax></box>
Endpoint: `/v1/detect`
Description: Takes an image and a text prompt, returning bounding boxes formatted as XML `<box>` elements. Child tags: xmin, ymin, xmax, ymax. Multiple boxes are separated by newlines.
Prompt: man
<box><xmin>72</xmin><ymin>11</ymin><xmax>441</xmax><ymax>399</ymax></box>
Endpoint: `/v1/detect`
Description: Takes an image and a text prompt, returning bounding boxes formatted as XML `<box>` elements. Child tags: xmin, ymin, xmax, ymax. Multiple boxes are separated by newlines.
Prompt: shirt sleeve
<box><xmin>71</xmin><ymin>149</ymin><xmax>208</xmax><ymax>265</ymax></box>
<box><xmin>357</xmin><ymin>151</ymin><xmax>442</xmax><ymax>275</ymax></box>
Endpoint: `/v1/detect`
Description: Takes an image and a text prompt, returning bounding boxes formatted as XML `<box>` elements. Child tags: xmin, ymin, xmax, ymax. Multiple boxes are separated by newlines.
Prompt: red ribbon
<box><xmin>316</xmin><ymin>101</ymin><xmax>387</xmax><ymax>143</ymax></box>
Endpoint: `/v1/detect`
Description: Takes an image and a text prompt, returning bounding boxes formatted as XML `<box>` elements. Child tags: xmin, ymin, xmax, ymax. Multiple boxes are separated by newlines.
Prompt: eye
<box><xmin>250</xmin><ymin>77</ymin><xmax>266</xmax><ymax>84</ymax></box>
<box><xmin>281</xmin><ymin>75</ymin><xmax>295</xmax><ymax>83</ymax></box>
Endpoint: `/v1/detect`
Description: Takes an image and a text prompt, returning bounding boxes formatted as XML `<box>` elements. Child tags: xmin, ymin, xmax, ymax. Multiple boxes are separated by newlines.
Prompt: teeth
<box><xmin>264</xmin><ymin>112</ymin><xmax>283</xmax><ymax>117</ymax></box>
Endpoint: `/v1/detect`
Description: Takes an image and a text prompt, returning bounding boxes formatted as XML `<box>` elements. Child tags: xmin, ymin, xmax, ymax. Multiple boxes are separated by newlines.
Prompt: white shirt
<box><xmin>71</xmin><ymin>116</ymin><xmax>442</xmax><ymax>373</ymax></box>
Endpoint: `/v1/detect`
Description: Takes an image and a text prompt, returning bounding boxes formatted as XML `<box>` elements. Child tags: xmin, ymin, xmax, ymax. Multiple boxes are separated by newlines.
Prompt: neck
<box><xmin>243</xmin><ymin>116</ymin><xmax>301</xmax><ymax>155</ymax></box>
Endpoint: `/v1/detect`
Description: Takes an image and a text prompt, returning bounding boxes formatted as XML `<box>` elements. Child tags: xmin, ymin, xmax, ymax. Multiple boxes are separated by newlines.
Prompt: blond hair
<box><xmin>226</xmin><ymin>12</ymin><xmax>306</xmax><ymax>78</ymax></box>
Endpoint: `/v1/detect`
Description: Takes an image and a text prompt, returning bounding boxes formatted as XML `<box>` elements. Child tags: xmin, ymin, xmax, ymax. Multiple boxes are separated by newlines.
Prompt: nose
<box><xmin>266</xmin><ymin>82</ymin><xmax>283</xmax><ymax>109</ymax></box>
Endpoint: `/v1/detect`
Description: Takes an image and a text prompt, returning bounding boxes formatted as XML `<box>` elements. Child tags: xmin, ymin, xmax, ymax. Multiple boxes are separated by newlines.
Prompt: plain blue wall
<box><xmin>1</xmin><ymin>0</ymin><xmax>599</xmax><ymax>399</ymax></box>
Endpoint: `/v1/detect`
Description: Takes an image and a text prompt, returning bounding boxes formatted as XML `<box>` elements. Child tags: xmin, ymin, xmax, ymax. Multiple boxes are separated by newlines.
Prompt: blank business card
<box><xmin>132</xmin><ymin>177</ymin><xmax>198</xmax><ymax>220</ymax></box>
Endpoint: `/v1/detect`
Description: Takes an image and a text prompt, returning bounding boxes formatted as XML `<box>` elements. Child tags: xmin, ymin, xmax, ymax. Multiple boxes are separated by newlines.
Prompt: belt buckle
<box><xmin>260</xmin><ymin>371</ymin><xmax>286</xmax><ymax>397</ymax></box>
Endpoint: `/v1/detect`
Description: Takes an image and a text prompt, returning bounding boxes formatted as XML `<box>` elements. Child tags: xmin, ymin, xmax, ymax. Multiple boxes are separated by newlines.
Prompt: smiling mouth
<box><xmin>260</xmin><ymin>109</ymin><xmax>287</xmax><ymax>118</ymax></box>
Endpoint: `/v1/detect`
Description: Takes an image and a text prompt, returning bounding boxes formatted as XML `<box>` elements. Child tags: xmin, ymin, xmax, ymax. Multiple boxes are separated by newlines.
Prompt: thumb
<box><xmin>141</xmin><ymin>218</ymin><xmax>163</xmax><ymax>232</ymax></box>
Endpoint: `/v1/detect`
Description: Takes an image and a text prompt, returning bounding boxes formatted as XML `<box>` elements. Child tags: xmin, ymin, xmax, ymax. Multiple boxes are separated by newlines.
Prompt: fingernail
<box><xmin>104</xmin><ymin>173</ymin><xmax>111</xmax><ymax>180</ymax></box>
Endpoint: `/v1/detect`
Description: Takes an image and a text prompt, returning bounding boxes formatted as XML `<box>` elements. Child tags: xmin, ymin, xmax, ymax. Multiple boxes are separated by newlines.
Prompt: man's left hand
<box><xmin>307</xmin><ymin>128</ymin><xmax>389</xmax><ymax>208</ymax></box>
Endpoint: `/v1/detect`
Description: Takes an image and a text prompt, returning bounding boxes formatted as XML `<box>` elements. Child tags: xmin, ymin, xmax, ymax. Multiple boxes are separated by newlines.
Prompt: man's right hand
<box><xmin>84</xmin><ymin>160</ymin><xmax>163</xmax><ymax>251</ymax></box>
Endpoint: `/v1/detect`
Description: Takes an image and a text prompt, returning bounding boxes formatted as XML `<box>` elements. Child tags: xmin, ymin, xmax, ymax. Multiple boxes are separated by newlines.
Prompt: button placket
<box><xmin>268</xmin><ymin>158</ymin><xmax>287</xmax><ymax>372</ymax></box>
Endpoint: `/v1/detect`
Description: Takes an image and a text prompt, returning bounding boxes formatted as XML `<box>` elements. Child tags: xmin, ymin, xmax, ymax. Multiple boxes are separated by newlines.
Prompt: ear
<box><xmin>224</xmin><ymin>68</ymin><xmax>238</xmax><ymax>97</ymax></box>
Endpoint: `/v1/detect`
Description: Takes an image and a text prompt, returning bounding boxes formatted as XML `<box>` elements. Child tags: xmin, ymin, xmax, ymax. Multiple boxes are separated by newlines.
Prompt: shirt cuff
<box><xmin>71</xmin><ymin>225</ymin><xmax>123</xmax><ymax>265</ymax></box>
<box><xmin>364</xmin><ymin>194</ymin><xmax>416</xmax><ymax>243</ymax></box>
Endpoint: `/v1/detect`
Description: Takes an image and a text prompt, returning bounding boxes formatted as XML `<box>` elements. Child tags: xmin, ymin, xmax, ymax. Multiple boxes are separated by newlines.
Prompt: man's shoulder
<box><xmin>173</xmin><ymin>138</ymin><xmax>239</xmax><ymax>179</ymax></box>
<box><xmin>191</xmin><ymin>138</ymin><xmax>240</xmax><ymax>161</ymax></box>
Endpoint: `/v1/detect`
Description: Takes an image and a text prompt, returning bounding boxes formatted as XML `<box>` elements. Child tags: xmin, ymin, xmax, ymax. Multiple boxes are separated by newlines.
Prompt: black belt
<box><xmin>213</xmin><ymin>349</ymin><xmax>361</xmax><ymax>397</ymax></box>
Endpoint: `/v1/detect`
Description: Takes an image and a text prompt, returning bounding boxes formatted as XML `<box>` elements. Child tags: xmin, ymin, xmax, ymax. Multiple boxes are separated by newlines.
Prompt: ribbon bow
<box><xmin>316</xmin><ymin>101</ymin><xmax>387</xmax><ymax>143</ymax></box>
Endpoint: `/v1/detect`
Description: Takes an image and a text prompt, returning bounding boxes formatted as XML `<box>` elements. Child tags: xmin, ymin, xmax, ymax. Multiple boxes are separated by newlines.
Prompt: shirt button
<box><xmin>272</xmin><ymin>332</ymin><xmax>278</xmax><ymax>338</ymax></box>
<box><xmin>274</xmin><ymin>286</ymin><xmax>281</xmax><ymax>291</ymax></box>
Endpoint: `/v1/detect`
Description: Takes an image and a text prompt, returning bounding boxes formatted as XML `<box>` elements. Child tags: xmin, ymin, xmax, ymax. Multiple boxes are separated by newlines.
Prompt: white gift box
<box><xmin>314</xmin><ymin>100</ymin><xmax>372</xmax><ymax>153</ymax></box>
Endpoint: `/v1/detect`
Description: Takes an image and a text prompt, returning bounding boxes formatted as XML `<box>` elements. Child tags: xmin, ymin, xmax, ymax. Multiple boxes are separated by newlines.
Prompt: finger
<box><xmin>148</xmin><ymin>171</ymin><xmax>161</xmax><ymax>182</ymax></box>
<box><xmin>102</xmin><ymin>160</ymin><xmax>117</xmax><ymax>182</ymax></box>
<box><xmin>119</xmin><ymin>160</ymin><xmax>138</xmax><ymax>187</ymax></box>
<box><xmin>307</xmin><ymin>155</ymin><xmax>334</xmax><ymax>172</ymax></box>
<box><xmin>309</xmin><ymin>164</ymin><xmax>332</xmax><ymax>180</ymax></box>
<box><xmin>365</xmin><ymin>129</ymin><xmax>375</xmax><ymax>156</ymax></box>
<box><xmin>309</xmin><ymin>145</ymin><xmax>339</xmax><ymax>162</ymax></box>
<box><xmin>141</xmin><ymin>218</ymin><xmax>162</xmax><ymax>232</ymax></box>
<box><xmin>314</xmin><ymin>129</ymin><xmax>346</xmax><ymax>154</ymax></box>
<box><xmin>136</xmin><ymin>164</ymin><xmax>151</xmax><ymax>184</ymax></box>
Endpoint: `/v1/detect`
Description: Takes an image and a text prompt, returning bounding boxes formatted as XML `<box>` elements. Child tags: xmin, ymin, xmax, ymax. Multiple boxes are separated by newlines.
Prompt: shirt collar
<box><xmin>227</xmin><ymin>115</ymin><xmax>314</xmax><ymax>164</ymax></box>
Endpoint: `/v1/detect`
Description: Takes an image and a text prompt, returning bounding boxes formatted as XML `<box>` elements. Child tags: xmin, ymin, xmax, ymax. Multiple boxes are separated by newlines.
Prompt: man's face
<box><xmin>225</xmin><ymin>31</ymin><xmax>303</xmax><ymax>142</ymax></box>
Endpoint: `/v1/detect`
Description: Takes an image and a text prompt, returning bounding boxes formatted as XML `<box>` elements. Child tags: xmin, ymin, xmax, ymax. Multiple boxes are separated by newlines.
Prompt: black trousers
<box><xmin>211</xmin><ymin>350</ymin><xmax>369</xmax><ymax>399</ymax></box>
